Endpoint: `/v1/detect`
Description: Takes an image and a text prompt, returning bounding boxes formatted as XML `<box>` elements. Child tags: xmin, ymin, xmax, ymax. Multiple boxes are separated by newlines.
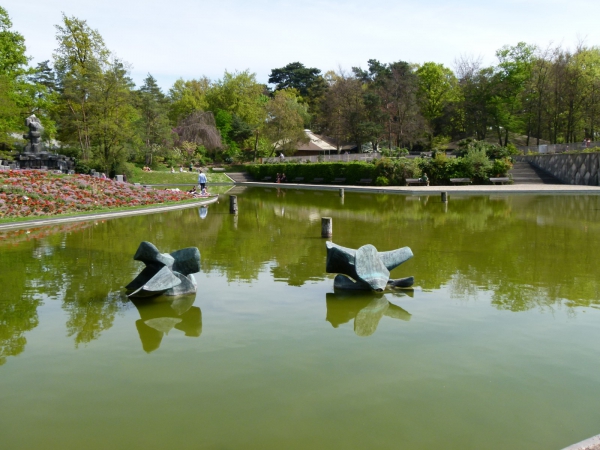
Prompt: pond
<box><xmin>1</xmin><ymin>187</ymin><xmax>600</xmax><ymax>450</ymax></box>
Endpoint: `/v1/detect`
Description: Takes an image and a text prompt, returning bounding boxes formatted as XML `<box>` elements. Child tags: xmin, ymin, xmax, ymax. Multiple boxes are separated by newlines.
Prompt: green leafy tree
<box><xmin>167</xmin><ymin>77</ymin><xmax>210</xmax><ymax>125</ymax></box>
<box><xmin>53</xmin><ymin>13</ymin><xmax>110</xmax><ymax>160</ymax></box>
<box><xmin>0</xmin><ymin>6</ymin><xmax>29</xmax><ymax>146</ymax></box>
<box><xmin>320</xmin><ymin>71</ymin><xmax>379</xmax><ymax>152</ymax></box>
<box><xmin>263</xmin><ymin>89</ymin><xmax>309</xmax><ymax>156</ymax></box>
<box><xmin>491</xmin><ymin>42</ymin><xmax>535</xmax><ymax>146</ymax></box>
<box><xmin>136</xmin><ymin>74</ymin><xmax>172</xmax><ymax>165</ymax></box>
<box><xmin>206</xmin><ymin>70</ymin><xmax>267</xmax><ymax>129</ymax></box>
<box><xmin>88</xmin><ymin>60</ymin><xmax>139</xmax><ymax>175</ymax></box>
<box><xmin>416</xmin><ymin>62</ymin><xmax>459</xmax><ymax>142</ymax></box>
<box><xmin>268</xmin><ymin>62</ymin><xmax>327</xmax><ymax>109</ymax></box>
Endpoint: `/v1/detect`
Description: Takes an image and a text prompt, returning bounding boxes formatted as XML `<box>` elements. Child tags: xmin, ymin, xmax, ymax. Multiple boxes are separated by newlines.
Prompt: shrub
<box><xmin>463</xmin><ymin>147</ymin><xmax>492</xmax><ymax>181</ymax></box>
<box><xmin>74</xmin><ymin>158</ymin><xmax>91</xmax><ymax>175</ymax></box>
<box><xmin>374</xmin><ymin>157</ymin><xmax>420</xmax><ymax>184</ymax></box>
<box><xmin>456</xmin><ymin>140</ymin><xmax>514</xmax><ymax>160</ymax></box>
<box><xmin>375</xmin><ymin>176</ymin><xmax>389</xmax><ymax>186</ymax></box>
<box><xmin>491</xmin><ymin>157</ymin><xmax>513</xmax><ymax>176</ymax></box>
<box><xmin>247</xmin><ymin>152</ymin><xmax>503</xmax><ymax>186</ymax></box>
<box><xmin>246</xmin><ymin>161</ymin><xmax>376</xmax><ymax>184</ymax></box>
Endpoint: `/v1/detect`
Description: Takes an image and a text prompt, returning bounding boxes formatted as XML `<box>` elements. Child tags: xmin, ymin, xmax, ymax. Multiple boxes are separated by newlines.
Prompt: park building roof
<box><xmin>294</xmin><ymin>130</ymin><xmax>357</xmax><ymax>156</ymax></box>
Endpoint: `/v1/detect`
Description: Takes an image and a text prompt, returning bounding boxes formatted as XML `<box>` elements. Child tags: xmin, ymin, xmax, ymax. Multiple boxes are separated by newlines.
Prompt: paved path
<box><xmin>233</xmin><ymin>181</ymin><xmax>600</xmax><ymax>195</ymax></box>
<box><xmin>0</xmin><ymin>196</ymin><xmax>219</xmax><ymax>231</ymax></box>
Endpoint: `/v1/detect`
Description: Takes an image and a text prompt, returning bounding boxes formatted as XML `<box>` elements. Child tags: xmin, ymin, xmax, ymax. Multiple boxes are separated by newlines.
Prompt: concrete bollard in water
<box><xmin>339</xmin><ymin>188</ymin><xmax>344</xmax><ymax>197</ymax></box>
<box><xmin>321</xmin><ymin>217</ymin><xmax>332</xmax><ymax>238</ymax></box>
<box><xmin>229</xmin><ymin>195</ymin><xmax>238</xmax><ymax>214</ymax></box>
<box><xmin>441</xmin><ymin>192</ymin><xmax>448</xmax><ymax>203</ymax></box>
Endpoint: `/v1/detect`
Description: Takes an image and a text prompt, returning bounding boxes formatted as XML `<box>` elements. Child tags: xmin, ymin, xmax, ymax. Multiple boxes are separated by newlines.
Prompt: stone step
<box><xmin>509</xmin><ymin>161</ymin><xmax>562</xmax><ymax>185</ymax></box>
<box><xmin>225</xmin><ymin>172</ymin><xmax>254</xmax><ymax>183</ymax></box>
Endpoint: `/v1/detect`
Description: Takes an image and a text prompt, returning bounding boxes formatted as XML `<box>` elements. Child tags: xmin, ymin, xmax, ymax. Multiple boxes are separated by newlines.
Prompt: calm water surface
<box><xmin>1</xmin><ymin>188</ymin><xmax>600</xmax><ymax>450</ymax></box>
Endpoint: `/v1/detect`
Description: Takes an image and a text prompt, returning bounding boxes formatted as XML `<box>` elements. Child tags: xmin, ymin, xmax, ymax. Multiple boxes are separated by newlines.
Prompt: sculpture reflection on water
<box><xmin>326</xmin><ymin>291</ymin><xmax>412</xmax><ymax>337</ymax></box>
<box><xmin>131</xmin><ymin>295</ymin><xmax>202</xmax><ymax>353</ymax></box>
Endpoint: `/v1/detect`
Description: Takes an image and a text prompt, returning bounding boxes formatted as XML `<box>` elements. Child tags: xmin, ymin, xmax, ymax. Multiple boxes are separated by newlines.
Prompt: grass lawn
<box><xmin>129</xmin><ymin>167</ymin><xmax>232</xmax><ymax>184</ymax></box>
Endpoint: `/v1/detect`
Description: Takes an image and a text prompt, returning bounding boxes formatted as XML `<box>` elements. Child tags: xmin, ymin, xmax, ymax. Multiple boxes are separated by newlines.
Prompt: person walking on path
<box><xmin>198</xmin><ymin>169</ymin><xmax>207</xmax><ymax>191</ymax></box>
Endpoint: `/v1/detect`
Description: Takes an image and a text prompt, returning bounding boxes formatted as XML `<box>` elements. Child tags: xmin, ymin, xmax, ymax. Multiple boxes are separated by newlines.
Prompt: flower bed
<box><xmin>0</xmin><ymin>170</ymin><xmax>193</xmax><ymax>219</ymax></box>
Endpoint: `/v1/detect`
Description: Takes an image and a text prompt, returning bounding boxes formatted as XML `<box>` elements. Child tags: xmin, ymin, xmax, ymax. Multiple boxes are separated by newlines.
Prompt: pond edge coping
<box><xmin>0</xmin><ymin>196</ymin><xmax>219</xmax><ymax>231</ymax></box>
<box><xmin>233</xmin><ymin>181</ymin><xmax>600</xmax><ymax>195</ymax></box>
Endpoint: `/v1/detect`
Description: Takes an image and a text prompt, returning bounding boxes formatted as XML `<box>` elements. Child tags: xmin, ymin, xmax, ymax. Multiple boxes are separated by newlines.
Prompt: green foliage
<box><xmin>73</xmin><ymin>158</ymin><xmax>91</xmax><ymax>174</ymax></box>
<box><xmin>374</xmin><ymin>157</ymin><xmax>420</xmax><ymax>184</ymax></box>
<box><xmin>379</xmin><ymin>147</ymin><xmax>409</xmax><ymax>157</ymax></box>
<box><xmin>375</xmin><ymin>176</ymin><xmax>389</xmax><ymax>186</ymax></box>
<box><xmin>432</xmin><ymin>135</ymin><xmax>451</xmax><ymax>152</ymax></box>
<box><xmin>0</xmin><ymin>7</ymin><xmax>31</xmax><ymax>144</ymax></box>
<box><xmin>136</xmin><ymin>74</ymin><xmax>172</xmax><ymax>165</ymax></box>
<box><xmin>248</xmin><ymin>151</ymin><xmax>506</xmax><ymax>186</ymax></box>
<box><xmin>416</xmin><ymin>62</ymin><xmax>459</xmax><ymax>125</ymax></box>
<box><xmin>456</xmin><ymin>139</ymin><xmax>516</xmax><ymax>160</ymax></box>
<box><xmin>491</xmin><ymin>157</ymin><xmax>513</xmax><ymax>176</ymax></box>
<box><xmin>206</xmin><ymin>70</ymin><xmax>267</xmax><ymax>128</ymax></box>
<box><xmin>247</xmin><ymin>161</ymin><xmax>376</xmax><ymax>184</ymax></box>
<box><xmin>53</xmin><ymin>13</ymin><xmax>110</xmax><ymax>160</ymax></box>
<box><xmin>268</xmin><ymin>62</ymin><xmax>326</xmax><ymax>104</ymax></box>
<box><xmin>263</xmin><ymin>89</ymin><xmax>309</xmax><ymax>155</ymax></box>
<box><xmin>462</xmin><ymin>146</ymin><xmax>493</xmax><ymax>180</ymax></box>
<box><xmin>167</xmin><ymin>77</ymin><xmax>210</xmax><ymax>125</ymax></box>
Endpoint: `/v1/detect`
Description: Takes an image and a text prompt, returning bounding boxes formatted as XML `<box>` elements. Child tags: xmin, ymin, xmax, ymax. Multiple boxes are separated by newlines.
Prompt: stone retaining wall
<box><xmin>517</xmin><ymin>154</ymin><xmax>600</xmax><ymax>186</ymax></box>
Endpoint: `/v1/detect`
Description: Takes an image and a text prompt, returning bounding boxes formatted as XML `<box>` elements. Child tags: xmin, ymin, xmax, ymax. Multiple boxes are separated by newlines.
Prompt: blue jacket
<box><xmin>198</xmin><ymin>173</ymin><xmax>207</xmax><ymax>184</ymax></box>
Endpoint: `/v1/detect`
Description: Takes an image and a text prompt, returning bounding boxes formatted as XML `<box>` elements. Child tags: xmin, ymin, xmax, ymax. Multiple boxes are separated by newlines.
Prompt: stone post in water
<box><xmin>322</xmin><ymin>217</ymin><xmax>332</xmax><ymax>238</ymax></box>
<box><xmin>229</xmin><ymin>195</ymin><xmax>238</xmax><ymax>214</ymax></box>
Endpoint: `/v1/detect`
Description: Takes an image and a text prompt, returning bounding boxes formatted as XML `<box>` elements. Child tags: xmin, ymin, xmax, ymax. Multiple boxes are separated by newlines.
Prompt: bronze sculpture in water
<box><xmin>326</xmin><ymin>241</ymin><xmax>414</xmax><ymax>291</ymax></box>
<box><xmin>126</xmin><ymin>241</ymin><xmax>200</xmax><ymax>298</ymax></box>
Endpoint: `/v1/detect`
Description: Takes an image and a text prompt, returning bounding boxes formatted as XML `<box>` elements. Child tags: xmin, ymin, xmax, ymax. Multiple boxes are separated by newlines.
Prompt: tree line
<box><xmin>1</xmin><ymin>7</ymin><xmax>600</xmax><ymax>175</ymax></box>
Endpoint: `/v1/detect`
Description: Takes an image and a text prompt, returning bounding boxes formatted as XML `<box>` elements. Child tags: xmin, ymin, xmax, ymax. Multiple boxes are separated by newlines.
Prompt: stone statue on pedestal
<box><xmin>23</xmin><ymin>114</ymin><xmax>45</xmax><ymax>154</ymax></box>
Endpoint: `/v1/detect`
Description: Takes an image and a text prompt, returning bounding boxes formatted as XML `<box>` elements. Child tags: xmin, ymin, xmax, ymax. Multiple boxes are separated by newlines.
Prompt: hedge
<box><xmin>246</xmin><ymin>155</ymin><xmax>512</xmax><ymax>186</ymax></box>
<box><xmin>246</xmin><ymin>162</ymin><xmax>377</xmax><ymax>184</ymax></box>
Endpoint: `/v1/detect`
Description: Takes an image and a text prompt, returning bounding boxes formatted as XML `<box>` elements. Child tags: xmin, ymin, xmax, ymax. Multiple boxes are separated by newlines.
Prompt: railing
<box><xmin>518</xmin><ymin>141</ymin><xmax>600</xmax><ymax>154</ymax></box>
<box><xmin>260</xmin><ymin>153</ymin><xmax>382</xmax><ymax>164</ymax></box>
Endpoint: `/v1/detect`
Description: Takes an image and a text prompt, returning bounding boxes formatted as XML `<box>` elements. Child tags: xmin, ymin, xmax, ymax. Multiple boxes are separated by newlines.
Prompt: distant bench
<box><xmin>292</xmin><ymin>177</ymin><xmax>304</xmax><ymax>183</ymax></box>
<box><xmin>405</xmin><ymin>178</ymin><xmax>429</xmax><ymax>186</ymax></box>
<box><xmin>358</xmin><ymin>178</ymin><xmax>372</xmax><ymax>185</ymax></box>
<box><xmin>332</xmin><ymin>177</ymin><xmax>346</xmax><ymax>184</ymax></box>
<box><xmin>489</xmin><ymin>177</ymin><xmax>510</xmax><ymax>185</ymax></box>
<box><xmin>450</xmin><ymin>178</ymin><xmax>472</xmax><ymax>185</ymax></box>
<box><xmin>262</xmin><ymin>176</ymin><xmax>272</xmax><ymax>182</ymax></box>
<box><xmin>311</xmin><ymin>178</ymin><xmax>324</xmax><ymax>183</ymax></box>
<box><xmin>212</xmin><ymin>168</ymin><xmax>225</xmax><ymax>172</ymax></box>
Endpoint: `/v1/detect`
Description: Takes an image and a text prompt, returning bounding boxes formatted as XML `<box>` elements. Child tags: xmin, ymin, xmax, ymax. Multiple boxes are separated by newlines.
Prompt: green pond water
<box><xmin>1</xmin><ymin>187</ymin><xmax>600</xmax><ymax>450</ymax></box>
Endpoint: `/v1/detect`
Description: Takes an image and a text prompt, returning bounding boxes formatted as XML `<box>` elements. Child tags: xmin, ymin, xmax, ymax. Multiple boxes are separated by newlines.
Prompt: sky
<box><xmin>4</xmin><ymin>0</ymin><xmax>600</xmax><ymax>91</ymax></box>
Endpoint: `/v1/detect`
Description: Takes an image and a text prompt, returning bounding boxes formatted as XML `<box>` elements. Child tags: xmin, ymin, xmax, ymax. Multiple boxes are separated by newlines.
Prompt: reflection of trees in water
<box><xmin>2</xmin><ymin>191</ymin><xmax>600</xmax><ymax>365</ymax></box>
<box><xmin>0</xmin><ymin>223</ymin><xmax>96</xmax><ymax>364</ymax></box>
<box><xmin>0</xmin><ymin>292</ymin><xmax>41</xmax><ymax>366</ymax></box>
<box><xmin>0</xmin><ymin>211</ymin><xmax>211</xmax><ymax>363</ymax></box>
<box><xmin>236</xmin><ymin>189</ymin><xmax>600</xmax><ymax>312</ymax></box>
<box><xmin>0</xmin><ymin>221</ymin><xmax>138</xmax><ymax>361</ymax></box>
<box><xmin>64</xmin><ymin>292</ymin><xmax>129</xmax><ymax>347</ymax></box>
